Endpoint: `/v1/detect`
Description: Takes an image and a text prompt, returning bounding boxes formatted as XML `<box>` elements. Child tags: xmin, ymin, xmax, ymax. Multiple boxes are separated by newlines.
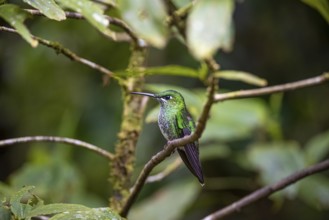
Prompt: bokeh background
<box><xmin>1</xmin><ymin>0</ymin><xmax>329</xmax><ymax>219</ymax></box>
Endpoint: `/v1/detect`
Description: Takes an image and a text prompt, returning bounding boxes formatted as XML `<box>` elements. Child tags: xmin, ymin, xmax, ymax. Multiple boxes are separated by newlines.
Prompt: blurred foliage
<box><xmin>187</xmin><ymin>0</ymin><xmax>234</xmax><ymax>59</ymax></box>
<box><xmin>130</xmin><ymin>180</ymin><xmax>200</xmax><ymax>220</ymax></box>
<box><xmin>119</xmin><ymin>0</ymin><xmax>168</xmax><ymax>47</ymax></box>
<box><xmin>302</xmin><ymin>0</ymin><xmax>329</xmax><ymax>24</ymax></box>
<box><xmin>0</xmin><ymin>0</ymin><xmax>329</xmax><ymax>219</ymax></box>
<box><xmin>0</xmin><ymin>186</ymin><xmax>122</xmax><ymax>220</ymax></box>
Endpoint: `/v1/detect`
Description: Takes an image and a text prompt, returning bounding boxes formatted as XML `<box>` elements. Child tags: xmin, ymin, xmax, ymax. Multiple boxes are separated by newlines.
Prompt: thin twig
<box><xmin>24</xmin><ymin>9</ymin><xmax>139</xmax><ymax>44</ymax></box>
<box><xmin>0</xmin><ymin>26</ymin><xmax>116</xmax><ymax>78</ymax></box>
<box><xmin>214</xmin><ymin>72</ymin><xmax>329</xmax><ymax>102</ymax></box>
<box><xmin>146</xmin><ymin>157</ymin><xmax>182</xmax><ymax>183</ymax></box>
<box><xmin>0</xmin><ymin>136</ymin><xmax>114</xmax><ymax>160</ymax></box>
<box><xmin>202</xmin><ymin>158</ymin><xmax>329</xmax><ymax>220</ymax></box>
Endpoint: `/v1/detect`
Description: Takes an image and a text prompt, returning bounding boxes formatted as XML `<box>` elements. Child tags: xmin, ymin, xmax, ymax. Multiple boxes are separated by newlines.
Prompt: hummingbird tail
<box><xmin>177</xmin><ymin>145</ymin><xmax>204</xmax><ymax>185</ymax></box>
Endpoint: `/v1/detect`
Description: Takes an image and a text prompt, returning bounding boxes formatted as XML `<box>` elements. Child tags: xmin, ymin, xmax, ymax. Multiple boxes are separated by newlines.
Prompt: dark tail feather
<box><xmin>177</xmin><ymin>144</ymin><xmax>204</xmax><ymax>185</ymax></box>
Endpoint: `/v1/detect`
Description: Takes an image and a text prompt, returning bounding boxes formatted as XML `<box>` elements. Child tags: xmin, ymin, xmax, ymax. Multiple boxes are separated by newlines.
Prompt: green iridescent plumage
<box><xmin>131</xmin><ymin>90</ymin><xmax>204</xmax><ymax>184</ymax></box>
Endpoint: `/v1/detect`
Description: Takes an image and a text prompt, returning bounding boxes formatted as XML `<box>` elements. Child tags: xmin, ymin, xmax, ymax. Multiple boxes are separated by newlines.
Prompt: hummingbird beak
<box><xmin>130</xmin><ymin>92</ymin><xmax>156</xmax><ymax>98</ymax></box>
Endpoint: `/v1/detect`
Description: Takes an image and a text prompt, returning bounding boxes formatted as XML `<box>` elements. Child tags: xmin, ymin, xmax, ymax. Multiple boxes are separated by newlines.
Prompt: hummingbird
<box><xmin>131</xmin><ymin>90</ymin><xmax>204</xmax><ymax>185</ymax></box>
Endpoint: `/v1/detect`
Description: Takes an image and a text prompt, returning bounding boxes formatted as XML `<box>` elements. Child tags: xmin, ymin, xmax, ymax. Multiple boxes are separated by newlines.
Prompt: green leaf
<box><xmin>214</xmin><ymin>70</ymin><xmax>268</xmax><ymax>87</ymax></box>
<box><xmin>144</xmin><ymin>65</ymin><xmax>200</xmax><ymax>78</ymax></box>
<box><xmin>27</xmin><ymin>203</ymin><xmax>90</xmax><ymax>218</ymax></box>
<box><xmin>302</xmin><ymin>0</ymin><xmax>329</xmax><ymax>24</ymax></box>
<box><xmin>49</xmin><ymin>207</ymin><xmax>121</xmax><ymax>220</ymax></box>
<box><xmin>130</xmin><ymin>180</ymin><xmax>200</xmax><ymax>220</ymax></box>
<box><xmin>9</xmin><ymin>186</ymin><xmax>35</xmax><ymax>219</ymax></box>
<box><xmin>304</xmin><ymin>130</ymin><xmax>329</xmax><ymax>164</ymax></box>
<box><xmin>23</xmin><ymin>0</ymin><xmax>66</xmax><ymax>21</ymax></box>
<box><xmin>26</xmin><ymin>202</ymin><xmax>121</xmax><ymax>220</ymax></box>
<box><xmin>247</xmin><ymin>142</ymin><xmax>305</xmax><ymax>198</ymax></box>
<box><xmin>57</xmin><ymin>0</ymin><xmax>113</xmax><ymax>38</ymax></box>
<box><xmin>299</xmin><ymin>176</ymin><xmax>329</xmax><ymax>209</ymax></box>
<box><xmin>119</xmin><ymin>0</ymin><xmax>168</xmax><ymax>48</ymax></box>
<box><xmin>101</xmin><ymin>0</ymin><xmax>117</xmax><ymax>6</ymax></box>
<box><xmin>0</xmin><ymin>4</ymin><xmax>38</xmax><ymax>47</ymax></box>
<box><xmin>198</xmin><ymin>62</ymin><xmax>208</xmax><ymax>80</ymax></box>
<box><xmin>187</xmin><ymin>0</ymin><xmax>234</xmax><ymax>59</ymax></box>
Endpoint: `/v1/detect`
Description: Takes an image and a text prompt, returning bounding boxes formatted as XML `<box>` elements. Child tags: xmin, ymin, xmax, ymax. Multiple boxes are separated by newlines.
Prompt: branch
<box><xmin>146</xmin><ymin>157</ymin><xmax>182</xmax><ymax>183</ymax></box>
<box><xmin>24</xmin><ymin>9</ymin><xmax>140</xmax><ymax>44</ymax></box>
<box><xmin>0</xmin><ymin>136</ymin><xmax>114</xmax><ymax>160</ymax></box>
<box><xmin>214</xmin><ymin>72</ymin><xmax>329</xmax><ymax>102</ymax></box>
<box><xmin>119</xmin><ymin>77</ymin><xmax>217</xmax><ymax>217</ymax></box>
<box><xmin>202</xmin><ymin>158</ymin><xmax>329</xmax><ymax>220</ymax></box>
<box><xmin>0</xmin><ymin>26</ymin><xmax>115</xmax><ymax>78</ymax></box>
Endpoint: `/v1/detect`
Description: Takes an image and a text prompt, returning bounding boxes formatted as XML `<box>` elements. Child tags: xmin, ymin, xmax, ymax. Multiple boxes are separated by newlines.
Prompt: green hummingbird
<box><xmin>131</xmin><ymin>90</ymin><xmax>204</xmax><ymax>185</ymax></box>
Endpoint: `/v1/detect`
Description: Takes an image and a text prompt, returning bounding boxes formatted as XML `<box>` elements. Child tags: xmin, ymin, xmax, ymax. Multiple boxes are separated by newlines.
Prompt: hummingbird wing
<box><xmin>175</xmin><ymin>112</ymin><xmax>204</xmax><ymax>184</ymax></box>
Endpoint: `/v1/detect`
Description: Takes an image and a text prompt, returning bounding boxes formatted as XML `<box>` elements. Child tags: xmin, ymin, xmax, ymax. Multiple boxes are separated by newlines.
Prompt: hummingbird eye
<box><xmin>163</xmin><ymin>95</ymin><xmax>172</xmax><ymax>100</ymax></box>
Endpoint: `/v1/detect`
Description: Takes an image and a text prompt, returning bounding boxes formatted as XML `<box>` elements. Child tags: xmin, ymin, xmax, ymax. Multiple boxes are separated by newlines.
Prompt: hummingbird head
<box><xmin>131</xmin><ymin>90</ymin><xmax>186</xmax><ymax>110</ymax></box>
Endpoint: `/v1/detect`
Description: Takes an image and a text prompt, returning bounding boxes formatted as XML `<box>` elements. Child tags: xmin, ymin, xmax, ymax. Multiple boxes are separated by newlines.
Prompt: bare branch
<box><xmin>24</xmin><ymin>9</ymin><xmax>140</xmax><ymax>44</ymax></box>
<box><xmin>146</xmin><ymin>157</ymin><xmax>182</xmax><ymax>183</ymax></box>
<box><xmin>0</xmin><ymin>26</ymin><xmax>116</xmax><ymax>78</ymax></box>
<box><xmin>214</xmin><ymin>72</ymin><xmax>329</xmax><ymax>102</ymax></box>
<box><xmin>0</xmin><ymin>136</ymin><xmax>114</xmax><ymax>160</ymax></box>
<box><xmin>202</xmin><ymin>158</ymin><xmax>329</xmax><ymax>220</ymax></box>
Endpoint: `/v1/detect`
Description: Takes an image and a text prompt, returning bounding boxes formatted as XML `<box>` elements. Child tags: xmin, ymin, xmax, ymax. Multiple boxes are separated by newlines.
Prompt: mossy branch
<box><xmin>109</xmin><ymin>45</ymin><xmax>148</xmax><ymax>212</ymax></box>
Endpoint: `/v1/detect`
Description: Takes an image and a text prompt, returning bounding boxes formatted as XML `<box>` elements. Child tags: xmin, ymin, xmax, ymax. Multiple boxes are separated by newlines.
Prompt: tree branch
<box><xmin>146</xmin><ymin>157</ymin><xmax>182</xmax><ymax>183</ymax></box>
<box><xmin>109</xmin><ymin>46</ymin><xmax>147</xmax><ymax>211</ymax></box>
<box><xmin>0</xmin><ymin>26</ymin><xmax>116</xmax><ymax>79</ymax></box>
<box><xmin>214</xmin><ymin>72</ymin><xmax>329</xmax><ymax>102</ymax></box>
<box><xmin>0</xmin><ymin>136</ymin><xmax>114</xmax><ymax>160</ymax></box>
<box><xmin>202</xmin><ymin>158</ymin><xmax>329</xmax><ymax>220</ymax></box>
